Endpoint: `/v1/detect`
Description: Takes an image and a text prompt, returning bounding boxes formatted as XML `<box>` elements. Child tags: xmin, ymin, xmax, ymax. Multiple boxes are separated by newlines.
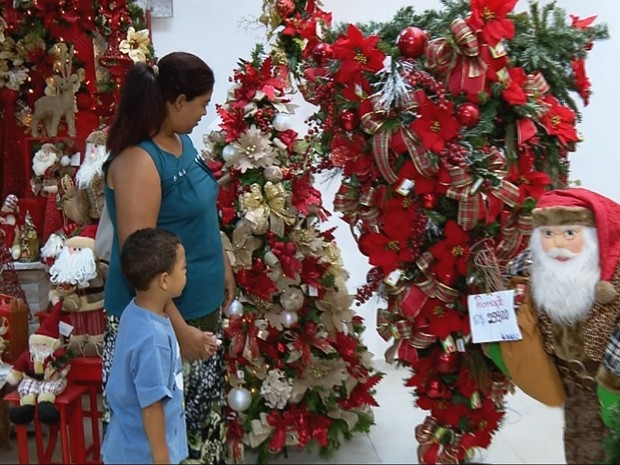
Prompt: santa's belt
<box><xmin>76</xmin><ymin>286</ymin><xmax>104</xmax><ymax>297</ymax></box>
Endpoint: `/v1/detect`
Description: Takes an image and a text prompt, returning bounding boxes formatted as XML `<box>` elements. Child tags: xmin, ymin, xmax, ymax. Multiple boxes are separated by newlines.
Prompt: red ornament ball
<box><xmin>312</xmin><ymin>42</ymin><xmax>334</xmax><ymax>67</ymax></box>
<box><xmin>436</xmin><ymin>351</ymin><xmax>460</xmax><ymax>374</ymax></box>
<box><xmin>397</xmin><ymin>26</ymin><xmax>428</xmax><ymax>59</ymax></box>
<box><xmin>276</xmin><ymin>0</ymin><xmax>296</xmax><ymax>18</ymax></box>
<box><xmin>338</xmin><ymin>109</ymin><xmax>358</xmax><ymax>132</ymax></box>
<box><xmin>455</xmin><ymin>103</ymin><xmax>481</xmax><ymax>128</ymax></box>
<box><xmin>426</xmin><ymin>379</ymin><xmax>446</xmax><ymax>399</ymax></box>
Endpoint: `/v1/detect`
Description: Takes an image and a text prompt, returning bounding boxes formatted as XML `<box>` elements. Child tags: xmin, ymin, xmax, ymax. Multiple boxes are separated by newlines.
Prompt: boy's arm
<box><xmin>142</xmin><ymin>400</ymin><xmax>170</xmax><ymax>464</ymax></box>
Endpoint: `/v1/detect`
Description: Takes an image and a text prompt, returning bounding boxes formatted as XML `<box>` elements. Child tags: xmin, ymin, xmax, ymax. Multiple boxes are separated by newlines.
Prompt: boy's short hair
<box><xmin>121</xmin><ymin>228</ymin><xmax>181</xmax><ymax>291</ymax></box>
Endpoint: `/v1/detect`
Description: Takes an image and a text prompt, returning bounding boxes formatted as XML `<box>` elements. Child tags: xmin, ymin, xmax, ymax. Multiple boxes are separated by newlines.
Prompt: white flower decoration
<box><xmin>119</xmin><ymin>27</ymin><xmax>151</xmax><ymax>63</ymax></box>
<box><xmin>229</xmin><ymin>125</ymin><xmax>280</xmax><ymax>173</ymax></box>
<box><xmin>260</xmin><ymin>369</ymin><xmax>293</xmax><ymax>409</ymax></box>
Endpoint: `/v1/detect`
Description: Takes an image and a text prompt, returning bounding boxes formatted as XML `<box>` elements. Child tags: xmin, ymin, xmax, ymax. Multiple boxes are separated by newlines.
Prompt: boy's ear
<box><xmin>158</xmin><ymin>272</ymin><xmax>170</xmax><ymax>291</ymax></box>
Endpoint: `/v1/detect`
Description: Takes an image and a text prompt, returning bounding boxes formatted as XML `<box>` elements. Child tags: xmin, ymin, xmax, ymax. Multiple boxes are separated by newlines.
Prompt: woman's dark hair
<box><xmin>121</xmin><ymin>228</ymin><xmax>181</xmax><ymax>291</ymax></box>
<box><xmin>106</xmin><ymin>52</ymin><xmax>215</xmax><ymax>158</ymax></box>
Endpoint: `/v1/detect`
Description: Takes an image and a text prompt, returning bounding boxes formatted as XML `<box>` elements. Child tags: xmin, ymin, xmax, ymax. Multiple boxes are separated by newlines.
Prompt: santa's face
<box><xmin>49</xmin><ymin>245</ymin><xmax>97</xmax><ymax>287</ymax></box>
<box><xmin>539</xmin><ymin>226</ymin><xmax>585</xmax><ymax>258</ymax></box>
<box><xmin>530</xmin><ymin>225</ymin><xmax>600</xmax><ymax>325</ymax></box>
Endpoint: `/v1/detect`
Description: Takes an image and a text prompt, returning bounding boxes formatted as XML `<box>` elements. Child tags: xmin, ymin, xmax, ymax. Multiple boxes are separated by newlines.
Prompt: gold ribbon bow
<box><xmin>240</xmin><ymin>182</ymin><xmax>295</xmax><ymax>237</ymax></box>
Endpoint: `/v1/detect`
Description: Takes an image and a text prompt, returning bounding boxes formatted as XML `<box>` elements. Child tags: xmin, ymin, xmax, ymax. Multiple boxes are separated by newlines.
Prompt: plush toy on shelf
<box><xmin>5</xmin><ymin>302</ymin><xmax>71</xmax><ymax>425</ymax></box>
<box><xmin>44</xmin><ymin>224</ymin><xmax>106</xmax><ymax>357</ymax></box>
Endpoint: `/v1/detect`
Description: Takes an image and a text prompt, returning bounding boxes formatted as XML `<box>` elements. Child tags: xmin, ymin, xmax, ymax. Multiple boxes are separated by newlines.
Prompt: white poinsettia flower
<box><xmin>229</xmin><ymin>125</ymin><xmax>280</xmax><ymax>173</ymax></box>
<box><xmin>119</xmin><ymin>27</ymin><xmax>151</xmax><ymax>63</ymax></box>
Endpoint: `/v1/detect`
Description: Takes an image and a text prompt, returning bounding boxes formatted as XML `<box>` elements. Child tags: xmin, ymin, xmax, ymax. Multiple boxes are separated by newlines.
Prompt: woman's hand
<box><xmin>166</xmin><ymin>300</ymin><xmax>218</xmax><ymax>361</ymax></box>
<box><xmin>177</xmin><ymin>325</ymin><xmax>219</xmax><ymax>361</ymax></box>
<box><xmin>222</xmin><ymin>248</ymin><xmax>236</xmax><ymax>313</ymax></box>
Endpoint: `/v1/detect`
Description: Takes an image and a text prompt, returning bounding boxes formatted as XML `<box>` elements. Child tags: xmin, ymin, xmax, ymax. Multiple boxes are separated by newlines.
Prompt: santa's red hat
<box><xmin>65</xmin><ymin>224</ymin><xmax>98</xmax><ymax>251</ymax></box>
<box><xmin>533</xmin><ymin>188</ymin><xmax>620</xmax><ymax>281</ymax></box>
<box><xmin>29</xmin><ymin>301</ymin><xmax>63</xmax><ymax>351</ymax></box>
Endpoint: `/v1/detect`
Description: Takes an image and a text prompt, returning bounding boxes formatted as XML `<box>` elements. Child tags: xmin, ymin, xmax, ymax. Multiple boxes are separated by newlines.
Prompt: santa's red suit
<box><xmin>6</xmin><ymin>302</ymin><xmax>70</xmax><ymax>426</ymax></box>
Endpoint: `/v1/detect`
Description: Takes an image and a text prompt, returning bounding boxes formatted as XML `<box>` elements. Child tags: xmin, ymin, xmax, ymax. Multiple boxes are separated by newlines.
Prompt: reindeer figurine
<box><xmin>31</xmin><ymin>44</ymin><xmax>79</xmax><ymax>138</ymax></box>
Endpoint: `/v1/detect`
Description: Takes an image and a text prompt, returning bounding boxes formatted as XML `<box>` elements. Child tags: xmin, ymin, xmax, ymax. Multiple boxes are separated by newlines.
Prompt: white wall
<box><xmin>150</xmin><ymin>0</ymin><xmax>620</xmax><ymax>358</ymax></box>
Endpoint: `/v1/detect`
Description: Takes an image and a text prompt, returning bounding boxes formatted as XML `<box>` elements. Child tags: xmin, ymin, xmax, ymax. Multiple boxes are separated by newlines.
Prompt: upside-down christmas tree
<box><xmin>256</xmin><ymin>0</ymin><xmax>608</xmax><ymax>462</ymax></box>
<box><xmin>203</xmin><ymin>47</ymin><xmax>382</xmax><ymax>463</ymax></box>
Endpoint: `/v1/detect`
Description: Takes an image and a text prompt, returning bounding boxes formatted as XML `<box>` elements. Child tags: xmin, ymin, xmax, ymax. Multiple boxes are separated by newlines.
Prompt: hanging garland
<box><xmin>258</xmin><ymin>0</ymin><xmax>608</xmax><ymax>462</ymax></box>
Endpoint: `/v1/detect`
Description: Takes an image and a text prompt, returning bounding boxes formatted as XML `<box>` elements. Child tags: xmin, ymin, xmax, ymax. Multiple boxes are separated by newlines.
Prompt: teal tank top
<box><xmin>103</xmin><ymin>134</ymin><xmax>225</xmax><ymax>320</ymax></box>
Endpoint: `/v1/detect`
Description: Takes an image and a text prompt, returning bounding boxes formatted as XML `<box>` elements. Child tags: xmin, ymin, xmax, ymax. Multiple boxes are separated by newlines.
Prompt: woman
<box><xmin>103</xmin><ymin>52</ymin><xmax>235</xmax><ymax>464</ymax></box>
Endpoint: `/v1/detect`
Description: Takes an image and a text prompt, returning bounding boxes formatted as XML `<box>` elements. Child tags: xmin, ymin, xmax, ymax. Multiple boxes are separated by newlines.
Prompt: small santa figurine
<box><xmin>0</xmin><ymin>194</ymin><xmax>21</xmax><ymax>259</ymax></box>
<box><xmin>6</xmin><ymin>302</ymin><xmax>71</xmax><ymax>425</ymax></box>
<box><xmin>490</xmin><ymin>188</ymin><xmax>620</xmax><ymax>464</ymax></box>
<box><xmin>45</xmin><ymin>225</ymin><xmax>105</xmax><ymax>356</ymax></box>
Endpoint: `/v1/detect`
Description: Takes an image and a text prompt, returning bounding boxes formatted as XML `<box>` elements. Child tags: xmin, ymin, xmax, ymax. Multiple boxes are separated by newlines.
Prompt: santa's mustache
<box><xmin>545</xmin><ymin>248</ymin><xmax>578</xmax><ymax>259</ymax></box>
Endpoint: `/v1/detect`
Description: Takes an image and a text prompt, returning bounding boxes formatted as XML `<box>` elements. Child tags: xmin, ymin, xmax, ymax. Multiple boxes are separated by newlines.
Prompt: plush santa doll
<box><xmin>489</xmin><ymin>188</ymin><xmax>620</xmax><ymax>464</ymax></box>
<box><xmin>45</xmin><ymin>224</ymin><xmax>105</xmax><ymax>357</ymax></box>
<box><xmin>0</xmin><ymin>194</ymin><xmax>21</xmax><ymax>259</ymax></box>
<box><xmin>6</xmin><ymin>302</ymin><xmax>70</xmax><ymax>425</ymax></box>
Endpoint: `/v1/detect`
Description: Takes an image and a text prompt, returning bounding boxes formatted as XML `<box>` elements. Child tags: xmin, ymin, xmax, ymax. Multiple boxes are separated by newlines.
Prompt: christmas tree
<box><xmin>202</xmin><ymin>46</ymin><xmax>382</xmax><ymax>463</ymax></box>
<box><xmin>258</xmin><ymin>0</ymin><xmax>608</xmax><ymax>462</ymax></box>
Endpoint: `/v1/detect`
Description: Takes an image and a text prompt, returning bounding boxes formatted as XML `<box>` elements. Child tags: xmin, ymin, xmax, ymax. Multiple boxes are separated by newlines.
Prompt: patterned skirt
<box><xmin>102</xmin><ymin>312</ymin><xmax>227</xmax><ymax>464</ymax></box>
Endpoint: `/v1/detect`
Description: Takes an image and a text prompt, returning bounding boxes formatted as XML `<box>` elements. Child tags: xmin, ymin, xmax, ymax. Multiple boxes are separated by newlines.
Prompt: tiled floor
<box><xmin>0</xmin><ymin>360</ymin><xmax>565</xmax><ymax>464</ymax></box>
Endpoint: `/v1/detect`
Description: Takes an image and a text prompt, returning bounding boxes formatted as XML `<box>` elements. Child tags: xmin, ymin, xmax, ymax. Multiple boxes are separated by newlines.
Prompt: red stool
<box><xmin>67</xmin><ymin>356</ymin><xmax>103</xmax><ymax>464</ymax></box>
<box><xmin>5</xmin><ymin>384</ymin><xmax>89</xmax><ymax>464</ymax></box>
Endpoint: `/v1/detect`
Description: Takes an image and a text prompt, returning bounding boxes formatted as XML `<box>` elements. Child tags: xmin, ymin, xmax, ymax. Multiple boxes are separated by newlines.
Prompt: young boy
<box><xmin>102</xmin><ymin>228</ymin><xmax>188</xmax><ymax>464</ymax></box>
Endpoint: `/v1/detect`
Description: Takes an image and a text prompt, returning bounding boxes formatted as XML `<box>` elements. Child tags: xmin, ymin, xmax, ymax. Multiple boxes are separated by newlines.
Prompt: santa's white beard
<box><xmin>32</xmin><ymin>153</ymin><xmax>58</xmax><ymax>177</ymax></box>
<box><xmin>30</xmin><ymin>344</ymin><xmax>53</xmax><ymax>364</ymax></box>
<box><xmin>530</xmin><ymin>227</ymin><xmax>600</xmax><ymax>326</ymax></box>
<box><xmin>75</xmin><ymin>146</ymin><xmax>106</xmax><ymax>189</ymax></box>
<box><xmin>49</xmin><ymin>247</ymin><xmax>97</xmax><ymax>287</ymax></box>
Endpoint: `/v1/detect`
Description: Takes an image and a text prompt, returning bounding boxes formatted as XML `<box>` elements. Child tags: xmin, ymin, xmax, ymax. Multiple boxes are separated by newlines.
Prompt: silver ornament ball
<box><xmin>227</xmin><ymin>386</ymin><xmax>252</xmax><ymax>412</ymax></box>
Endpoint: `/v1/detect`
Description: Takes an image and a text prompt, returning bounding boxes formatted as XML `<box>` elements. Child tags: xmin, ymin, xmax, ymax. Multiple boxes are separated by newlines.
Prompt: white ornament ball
<box><xmin>227</xmin><ymin>386</ymin><xmax>252</xmax><ymax>412</ymax></box>
<box><xmin>281</xmin><ymin>310</ymin><xmax>299</xmax><ymax>328</ymax></box>
<box><xmin>222</xmin><ymin>144</ymin><xmax>236</xmax><ymax>162</ymax></box>
<box><xmin>272</xmin><ymin>113</ymin><xmax>293</xmax><ymax>132</ymax></box>
<box><xmin>224</xmin><ymin>299</ymin><xmax>244</xmax><ymax>318</ymax></box>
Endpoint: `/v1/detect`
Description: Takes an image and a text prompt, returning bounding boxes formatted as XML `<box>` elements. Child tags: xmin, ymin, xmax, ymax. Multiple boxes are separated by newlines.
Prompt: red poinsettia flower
<box><xmin>411</xmin><ymin>92</ymin><xmax>460</xmax><ymax>153</ymax></box>
<box><xmin>468</xmin><ymin>0</ymin><xmax>518</xmax><ymax>46</ymax></box>
<box><xmin>539</xmin><ymin>95</ymin><xmax>580</xmax><ymax>146</ymax></box>
<box><xmin>359</xmin><ymin>209</ymin><xmax>417</xmax><ymax>275</ymax></box>
<box><xmin>570</xmin><ymin>14</ymin><xmax>597</xmax><ymax>29</ymax></box>
<box><xmin>571</xmin><ymin>58</ymin><xmax>591</xmax><ymax>106</ymax></box>
<box><xmin>217</xmin><ymin>106</ymin><xmax>246</xmax><ymax>142</ymax></box>
<box><xmin>236</xmin><ymin>259</ymin><xmax>278</xmax><ymax>301</ymax></box>
<box><xmin>301</xmin><ymin>256</ymin><xmax>329</xmax><ymax>290</ymax></box>
<box><xmin>216</xmin><ymin>182</ymin><xmax>238</xmax><ymax>226</ymax></box>
<box><xmin>291</xmin><ymin>174</ymin><xmax>329</xmax><ymax>220</ymax></box>
<box><xmin>505</xmin><ymin>151</ymin><xmax>551</xmax><ymax>202</ymax></box>
<box><xmin>500</xmin><ymin>67</ymin><xmax>527</xmax><ymax>106</ymax></box>
<box><xmin>420</xmin><ymin>302</ymin><xmax>466</xmax><ymax>340</ymax></box>
<box><xmin>340</xmin><ymin>76</ymin><xmax>373</xmax><ymax>102</ymax></box>
<box><xmin>433</xmin><ymin>400</ymin><xmax>473</xmax><ymax>428</ymax></box>
<box><xmin>429</xmin><ymin>220</ymin><xmax>471</xmax><ymax>286</ymax></box>
<box><xmin>331</xmin><ymin>24</ymin><xmax>385</xmax><ymax>84</ymax></box>
<box><xmin>465</xmin><ymin>397</ymin><xmax>505</xmax><ymax>448</ymax></box>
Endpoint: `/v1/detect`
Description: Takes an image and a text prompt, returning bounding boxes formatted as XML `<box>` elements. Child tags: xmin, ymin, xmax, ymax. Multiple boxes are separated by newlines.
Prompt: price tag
<box><xmin>58</xmin><ymin>321</ymin><xmax>74</xmax><ymax>337</ymax></box>
<box><xmin>467</xmin><ymin>290</ymin><xmax>522</xmax><ymax>344</ymax></box>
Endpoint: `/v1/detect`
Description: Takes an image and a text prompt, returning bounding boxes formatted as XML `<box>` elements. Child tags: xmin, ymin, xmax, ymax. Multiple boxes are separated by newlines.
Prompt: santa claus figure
<box><xmin>0</xmin><ymin>194</ymin><xmax>21</xmax><ymax>259</ymax></box>
<box><xmin>6</xmin><ymin>302</ymin><xmax>71</xmax><ymax>425</ymax></box>
<box><xmin>492</xmin><ymin>188</ymin><xmax>620</xmax><ymax>464</ymax></box>
<box><xmin>46</xmin><ymin>225</ymin><xmax>105</xmax><ymax>356</ymax></box>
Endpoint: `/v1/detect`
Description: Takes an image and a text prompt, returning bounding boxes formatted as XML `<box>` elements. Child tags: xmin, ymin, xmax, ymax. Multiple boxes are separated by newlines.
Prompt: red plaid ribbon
<box><xmin>524</xmin><ymin>71</ymin><xmax>550</xmax><ymax>99</ymax></box>
<box><xmin>360</xmin><ymin>93</ymin><xmax>422</xmax><ymax>183</ymax></box>
<box><xmin>425</xmin><ymin>19</ymin><xmax>487</xmax><ymax>95</ymax></box>
<box><xmin>443</xmin><ymin>151</ymin><xmax>520</xmax><ymax>231</ymax></box>
<box><xmin>414</xmin><ymin>252</ymin><xmax>460</xmax><ymax>303</ymax></box>
<box><xmin>495</xmin><ymin>212</ymin><xmax>533</xmax><ymax>260</ymax></box>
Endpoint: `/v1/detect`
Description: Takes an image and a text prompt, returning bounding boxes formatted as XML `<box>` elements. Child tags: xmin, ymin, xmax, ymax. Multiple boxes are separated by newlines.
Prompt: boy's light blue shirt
<box><xmin>102</xmin><ymin>300</ymin><xmax>188</xmax><ymax>464</ymax></box>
